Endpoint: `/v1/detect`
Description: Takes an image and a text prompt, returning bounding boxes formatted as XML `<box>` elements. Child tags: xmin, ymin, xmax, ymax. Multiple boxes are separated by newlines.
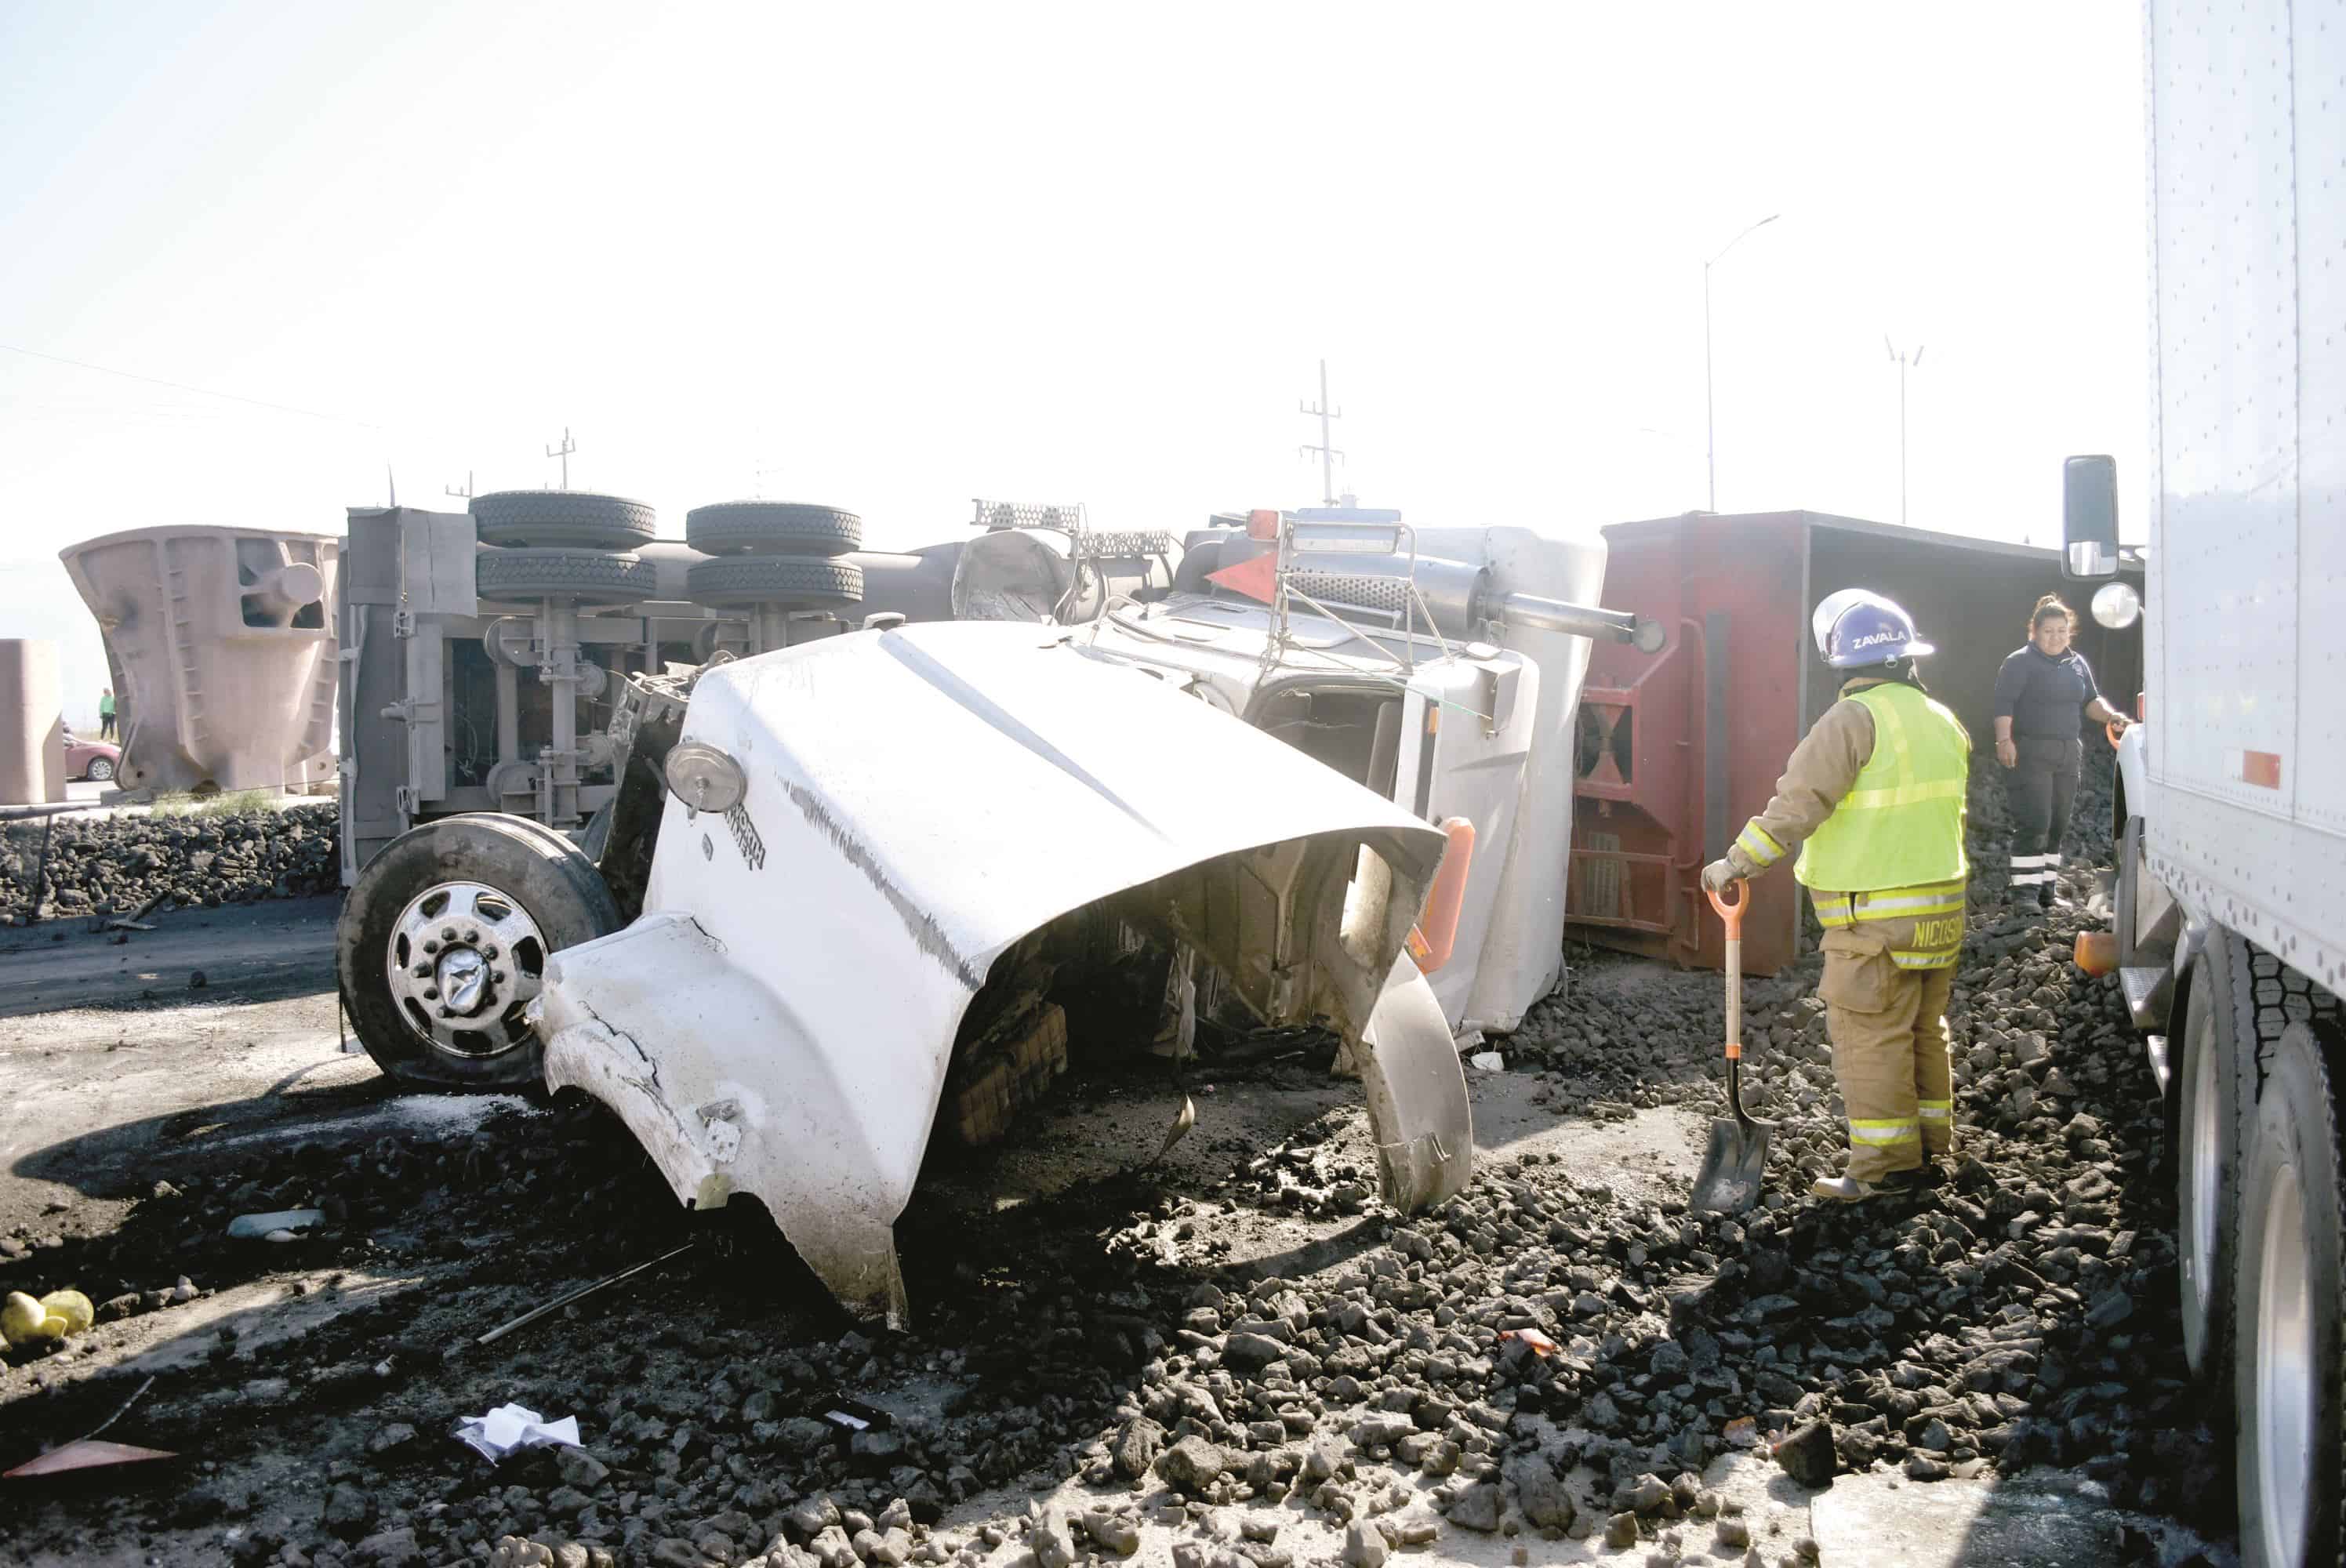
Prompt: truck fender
<box><xmin>1349</xmin><ymin>950</ymin><xmax>1474</xmax><ymax>1210</ymax></box>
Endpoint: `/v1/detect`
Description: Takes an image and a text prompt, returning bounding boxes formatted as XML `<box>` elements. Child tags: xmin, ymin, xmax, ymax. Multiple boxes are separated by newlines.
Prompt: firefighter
<box><xmin>1701</xmin><ymin>590</ymin><xmax>1970</xmax><ymax>1200</ymax></box>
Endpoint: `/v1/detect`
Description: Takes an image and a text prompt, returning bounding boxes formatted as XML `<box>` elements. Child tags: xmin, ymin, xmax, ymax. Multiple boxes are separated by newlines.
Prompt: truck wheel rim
<box><xmin>2190</xmin><ymin>1014</ymin><xmax>2220</xmax><ymax>1319</ymax></box>
<box><xmin>2255</xmin><ymin>1159</ymin><xmax>2313</xmax><ymax>1566</ymax></box>
<box><xmin>383</xmin><ymin>880</ymin><xmax>548</xmax><ymax>1060</ymax></box>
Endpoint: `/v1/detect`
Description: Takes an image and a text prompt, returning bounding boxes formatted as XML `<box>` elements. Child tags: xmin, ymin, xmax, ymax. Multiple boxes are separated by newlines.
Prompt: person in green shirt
<box><xmin>98</xmin><ymin>688</ymin><xmax>116</xmax><ymax>740</ymax></box>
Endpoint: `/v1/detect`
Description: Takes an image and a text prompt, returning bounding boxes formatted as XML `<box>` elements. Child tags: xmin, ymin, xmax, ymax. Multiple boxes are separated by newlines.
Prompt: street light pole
<box><xmin>1704</xmin><ymin>213</ymin><xmax>1779</xmax><ymax>512</ymax></box>
<box><xmin>1885</xmin><ymin>338</ymin><xmax>1925</xmax><ymax>525</ymax></box>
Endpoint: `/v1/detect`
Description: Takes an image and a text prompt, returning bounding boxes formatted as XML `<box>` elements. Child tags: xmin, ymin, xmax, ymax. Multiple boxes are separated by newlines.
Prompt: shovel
<box><xmin>1690</xmin><ymin>877</ymin><xmax>1775</xmax><ymax>1213</ymax></box>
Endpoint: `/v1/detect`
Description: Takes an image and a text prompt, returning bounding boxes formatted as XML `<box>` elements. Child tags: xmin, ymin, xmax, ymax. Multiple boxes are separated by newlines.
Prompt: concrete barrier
<box><xmin>0</xmin><ymin>640</ymin><xmax>66</xmax><ymax>805</ymax></box>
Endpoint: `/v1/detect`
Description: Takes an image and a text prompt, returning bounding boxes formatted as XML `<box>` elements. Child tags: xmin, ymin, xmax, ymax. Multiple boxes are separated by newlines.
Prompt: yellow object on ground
<box><xmin>2</xmin><ymin>1290</ymin><xmax>56</xmax><ymax>1347</ymax></box>
<box><xmin>40</xmin><ymin>1289</ymin><xmax>94</xmax><ymax>1336</ymax></box>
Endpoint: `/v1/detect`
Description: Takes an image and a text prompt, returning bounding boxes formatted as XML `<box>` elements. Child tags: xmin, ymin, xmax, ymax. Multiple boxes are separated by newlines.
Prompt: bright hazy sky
<box><xmin>1</xmin><ymin>2</ymin><xmax>2148</xmax><ymax>728</ymax></box>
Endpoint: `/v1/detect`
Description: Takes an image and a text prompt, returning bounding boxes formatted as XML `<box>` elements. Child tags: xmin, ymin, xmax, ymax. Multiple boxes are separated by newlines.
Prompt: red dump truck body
<box><xmin>1570</xmin><ymin>510</ymin><xmax>2142</xmax><ymax>975</ymax></box>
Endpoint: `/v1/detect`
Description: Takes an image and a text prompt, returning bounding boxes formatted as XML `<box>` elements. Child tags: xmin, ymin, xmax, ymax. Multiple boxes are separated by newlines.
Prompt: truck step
<box><xmin>2119</xmin><ymin>965</ymin><xmax>2172</xmax><ymax>1029</ymax></box>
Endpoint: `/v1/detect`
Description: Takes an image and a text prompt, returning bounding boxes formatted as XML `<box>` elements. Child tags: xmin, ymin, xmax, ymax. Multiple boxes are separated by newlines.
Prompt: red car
<box><xmin>65</xmin><ymin>732</ymin><xmax>119</xmax><ymax>782</ymax></box>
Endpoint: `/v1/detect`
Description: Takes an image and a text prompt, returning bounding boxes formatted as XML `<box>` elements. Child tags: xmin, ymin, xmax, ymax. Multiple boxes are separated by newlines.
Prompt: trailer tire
<box><xmin>337</xmin><ymin>815</ymin><xmax>621</xmax><ymax>1089</ymax></box>
<box><xmin>2233</xmin><ymin>1018</ymin><xmax>2346</xmax><ymax>1568</ymax></box>
<box><xmin>478</xmin><ymin>548</ymin><xmax>659</xmax><ymax>605</ymax></box>
<box><xmin>2179</xmin><ymin>933</ymin><xmax>2253</xmax><ymax>1390</ymax></box>
<box><xmin>686</xmin><ymin>555</ymin><xmax>863</xmax><ymax>610</ymax></box>
<box><xmin>472</xmin><ymin>491</ymin><xmax>657</xmax><ymax>550</ymax></box>
<box><xmin>685</xmin><ymin>501</ymin><xmax>862</xmax><ymax>557</ymax></box>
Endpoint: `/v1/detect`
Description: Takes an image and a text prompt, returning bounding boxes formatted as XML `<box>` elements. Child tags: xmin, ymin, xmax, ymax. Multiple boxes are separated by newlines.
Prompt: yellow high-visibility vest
<box><xmin>1795</xmin><ymin>681</ymin><xmax>1970</xmax><ymax>894</ymax></box>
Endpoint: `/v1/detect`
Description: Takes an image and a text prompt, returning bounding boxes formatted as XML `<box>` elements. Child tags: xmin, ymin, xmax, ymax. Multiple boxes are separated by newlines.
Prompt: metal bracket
<box><xmin>391</xmin><ymin>608</ymin><xmax>416</xmax><ymax>639</ymax></box>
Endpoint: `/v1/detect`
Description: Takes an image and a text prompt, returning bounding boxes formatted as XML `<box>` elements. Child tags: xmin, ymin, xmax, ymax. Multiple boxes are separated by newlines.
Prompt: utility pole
<box><xmin>1298</xmin><ymin>360</ymin><xmax>1343</xmax><ymax>508</ymax></box>
<box><xmin>1885</xmin><ymin>339</ymin><xmax>1924</xmax><ymax>525</ymax></box>
<box><xmin>545</xmin><ymin>427</ymin><xmax>576</xmax><ymax>490</ymax></box>
<box><xmin>445</xmin><ymin>471</ymin><xmax>474</xmax><ymax>503</ymax></box>
<box><xmin>1704</xmin><ymin>214</ymin><xmax>1780</xmax><ymax>513</ymax></box>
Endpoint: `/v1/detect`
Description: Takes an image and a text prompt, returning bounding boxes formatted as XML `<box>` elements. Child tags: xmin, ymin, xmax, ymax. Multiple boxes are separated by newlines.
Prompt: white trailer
<box><xmin>2068</xmin><ymin>3</ymin><xmax>2346</xmax><ymax>1561</ymax></box>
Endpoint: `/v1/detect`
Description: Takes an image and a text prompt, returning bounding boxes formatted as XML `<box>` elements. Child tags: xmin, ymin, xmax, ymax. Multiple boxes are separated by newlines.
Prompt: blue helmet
<box><xmin>1811</xmin><ymin>589</ymin><xmax>1934</xmax><ymax>668</ymax></box>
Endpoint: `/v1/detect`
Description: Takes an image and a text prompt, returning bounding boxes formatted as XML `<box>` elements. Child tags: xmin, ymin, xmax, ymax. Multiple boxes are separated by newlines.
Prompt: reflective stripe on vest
<box><xmin>1796</xmin><ymin>682</ymin><xmax>1970</xmax><ymax>894</ymax></box>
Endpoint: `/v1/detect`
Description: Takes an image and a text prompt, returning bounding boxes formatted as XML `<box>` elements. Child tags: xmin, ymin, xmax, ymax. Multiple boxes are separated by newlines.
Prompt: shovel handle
<box><xmin>1708</xmin><ymin>879</ymin><xmax>1745</xmax><ymax>1062</ymax></box>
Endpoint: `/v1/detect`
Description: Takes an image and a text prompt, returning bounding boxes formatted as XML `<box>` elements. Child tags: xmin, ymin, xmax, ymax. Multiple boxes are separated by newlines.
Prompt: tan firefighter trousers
<box><xmin>1813</xmin><ymin>906</ymin><xmax>1961</xmax><ymax>1182</ymax></box>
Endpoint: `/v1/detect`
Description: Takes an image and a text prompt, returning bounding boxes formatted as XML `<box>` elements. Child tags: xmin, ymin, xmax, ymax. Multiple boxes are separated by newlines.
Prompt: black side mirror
<box><xmin>2061</xmin><ymin>455</ymin><xmax>2119</xmax><ymax>579</ymax></box>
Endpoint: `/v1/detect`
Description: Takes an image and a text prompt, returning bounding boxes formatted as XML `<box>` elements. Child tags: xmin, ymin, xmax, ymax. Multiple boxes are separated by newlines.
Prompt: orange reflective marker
<box><xmin>1407</xmin><ymin>817</ymin><xmax>1476</xmax><ymax>975</ymax></box>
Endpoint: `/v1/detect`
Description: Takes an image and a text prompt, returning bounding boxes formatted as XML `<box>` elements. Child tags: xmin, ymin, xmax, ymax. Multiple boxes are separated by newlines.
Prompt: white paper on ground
<box><xmin>454</xmin><ymin>1403</ymin><xmax>583</xmax><ymax>1461</ymax></box>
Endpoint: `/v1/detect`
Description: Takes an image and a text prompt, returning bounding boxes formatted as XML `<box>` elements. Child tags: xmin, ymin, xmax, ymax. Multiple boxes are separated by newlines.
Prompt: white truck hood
<box><xmin>537</xmin><ymin>621</ymin><xmax>1469</xmax><ymax>1321</ymax></box>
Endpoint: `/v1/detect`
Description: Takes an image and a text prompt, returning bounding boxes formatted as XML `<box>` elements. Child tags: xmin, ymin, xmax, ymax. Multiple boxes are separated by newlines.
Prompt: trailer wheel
<box><xmin>2179</xmin><ymin>934</ymin><xmax>2253</xmax><ymax>1388</ymax></box>
<box><xmin>2234</xmin><ymin>1018</ymin><xmax>2346</xmax><ymax>1568</ymax></box>
<box><xmin>685</xmin><ymin>501</ymin><xmax>862</xmax><ymax>557</ymax></box>
<box><xmin>686</xmin><ymin>555</ymin><xmax>863</xmax><ymax>610</ymax></box>
<box><xmin>472</xmin><ymin>491</ymin><xmax>656</xmax><ymax>550</ymax></box>
<box><xmin>478</xmin><ymin>548</ymin><xmax>659</xmax><ymax>605</ymax></box>
<box><xmin>337</xmin><ymin>815</ymin><xmax>621</xmax><ymax>1088</ymax></box>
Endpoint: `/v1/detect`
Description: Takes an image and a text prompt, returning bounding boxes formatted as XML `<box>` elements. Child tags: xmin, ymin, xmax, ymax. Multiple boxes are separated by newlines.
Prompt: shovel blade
<box><xmin>1690</xmin><ymin>1115</ymin><xmax>1774</xmax><ymax>1214</ymax></box>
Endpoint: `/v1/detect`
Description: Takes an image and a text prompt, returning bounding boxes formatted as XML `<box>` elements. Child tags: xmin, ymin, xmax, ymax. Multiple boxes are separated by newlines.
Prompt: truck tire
<box><xmin>2233</xmin><ymin>1018</ymin><xmax>2346</xmax><ymax>1568</ymax></box>
<box><xmin>686</xmin><ymin>501</ymin><xmax>862</xmax><ymax>557</ymax></box>
<box><xmin>2179</xmin><ymin>933</ymin><xmax>2254</xmax><ymax>1388</ymax></box>
<box><xmin>478</xmin><ymin>548</ymin><xmax>659</xmax><ymax>605</ymax></box>
<box><xmin>686</xmin><ymin>555</ymin><xmax>863</xmax><ymax>610</ymax></box>
<box><xmin>472</xmin><ymin>491</ymin><xmax>657</xmax><ymax>550</ymax></box>
<box><xmin>337</xmin><ymin>815</ymin><xmax>621</xmax><ymax>1088</ymax></box>
<box><xmin>438</xmin><ymin>810</ymin><xmax>583</xmax><ymax>859</ymax></box>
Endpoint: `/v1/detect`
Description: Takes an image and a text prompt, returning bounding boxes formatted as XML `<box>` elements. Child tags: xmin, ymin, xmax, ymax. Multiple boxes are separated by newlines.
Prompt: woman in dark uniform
<box><xmin>1992</xmin><ymin>595</ymin><xmax>2133</xmax><ymax>910</ymax></box>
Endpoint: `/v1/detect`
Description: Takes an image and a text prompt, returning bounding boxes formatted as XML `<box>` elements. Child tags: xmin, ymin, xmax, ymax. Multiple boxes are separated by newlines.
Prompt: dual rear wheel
<box><xmin>2173</xmin><ymin>932</ymin><xmax>2346</xmax><ymax>1568</ymax></box>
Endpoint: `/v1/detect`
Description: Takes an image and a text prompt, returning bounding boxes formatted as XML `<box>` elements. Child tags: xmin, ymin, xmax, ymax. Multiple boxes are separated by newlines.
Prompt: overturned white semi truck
<box><xmin>336</xmin><ymin>497</ymin><xmax>1656</xmax><ymax>1319</ymax></box>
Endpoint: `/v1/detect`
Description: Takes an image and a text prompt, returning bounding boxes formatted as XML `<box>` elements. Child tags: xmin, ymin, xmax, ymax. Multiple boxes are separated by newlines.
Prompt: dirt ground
<box><xmin>0</xmin><ymin>901</ymin><xmax>2224</xmax><ymax>1568</ymax></box>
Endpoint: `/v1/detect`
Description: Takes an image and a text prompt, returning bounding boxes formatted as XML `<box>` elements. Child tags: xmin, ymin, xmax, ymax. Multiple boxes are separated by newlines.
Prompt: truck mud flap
<box><xmin>1353</xmin><ymin>951</ymin><xmax>1473</xmax><ymax>1209</ymax></box>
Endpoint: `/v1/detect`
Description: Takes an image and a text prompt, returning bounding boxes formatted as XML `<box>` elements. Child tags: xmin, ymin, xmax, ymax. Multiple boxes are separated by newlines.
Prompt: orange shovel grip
<box><xmin>1705</xmin><ymin>877</ymin><xmax>1747</xmax><ymax>935</ymax></box>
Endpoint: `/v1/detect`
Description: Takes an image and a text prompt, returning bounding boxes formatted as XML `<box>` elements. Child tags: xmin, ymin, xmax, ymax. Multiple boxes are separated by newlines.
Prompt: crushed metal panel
<box><xmin>539</xmin><ymin>913</ymin><xmax>921</xmax><ymax>1320</ymax></box>
<box><xmin>540</xmin><ymin>621</ymin><xmax>1458</xmax><ymax>1321</ymax></box>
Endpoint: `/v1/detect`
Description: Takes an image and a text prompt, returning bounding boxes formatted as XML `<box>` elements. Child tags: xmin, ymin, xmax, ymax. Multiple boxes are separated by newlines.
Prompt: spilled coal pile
<box><xmin>1</xmin><ymin>750</ymin><xmax>2205</xmax><ymax>1567</ymax></box>
<box><xmin>2</xmin><ymin>800</ymin><xmax>339</xmax><ymax>922</ymax></box>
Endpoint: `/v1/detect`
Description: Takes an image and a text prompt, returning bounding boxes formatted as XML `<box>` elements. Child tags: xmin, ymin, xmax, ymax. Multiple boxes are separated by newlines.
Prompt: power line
<box><xmin>0</xmin><ymin>340</ymin><xmax>383</xmax><ymax>430</ymax></box>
